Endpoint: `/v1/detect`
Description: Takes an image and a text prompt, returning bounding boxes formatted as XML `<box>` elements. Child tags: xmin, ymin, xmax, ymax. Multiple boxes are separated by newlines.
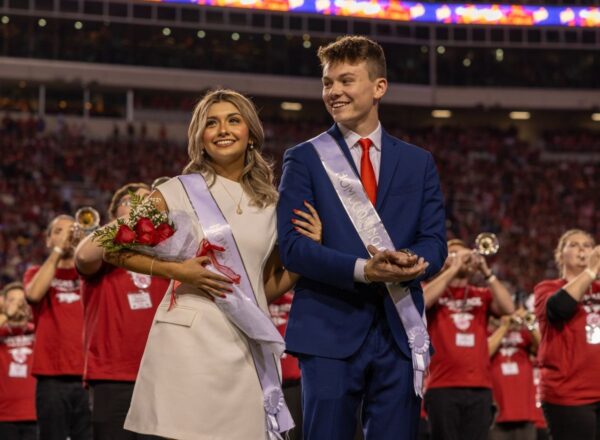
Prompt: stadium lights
<box><xmin>509</xmin><ymin>111</ymin><xmax>530</xmax><ymax>120</ymax></box>
<box><xmin>432</xmin><ymin>110</ymin><xmax>452</xmax><ymax>119</ymax></box>
<box><xmin>592</xmin><ymin>113</ymin><xmax>600</xmax><ymax>122</ymax></box>
<box><xmin>495</xmin><ymin>48</ymin><xmax>504</xmax><ymax>62</ymax></box>
<box><xmin>281</xmin><ymin>102</ymin><xmax>303</xmax><ymax>111</ymax></box>
<box><xmin>1</xmin><ymin>16</ymin><xmax>9</xmax><ymax>24</ymax></box>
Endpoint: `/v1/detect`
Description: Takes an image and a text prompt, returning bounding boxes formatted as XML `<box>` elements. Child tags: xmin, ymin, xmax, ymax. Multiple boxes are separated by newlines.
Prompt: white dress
<box><xmin>124</xmin><ymin>175</ymin><xmax>276</xmax><ymax>440</ymax></box>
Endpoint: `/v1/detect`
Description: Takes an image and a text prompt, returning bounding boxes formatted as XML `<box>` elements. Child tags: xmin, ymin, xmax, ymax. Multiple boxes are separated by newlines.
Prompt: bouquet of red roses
<box><xmin>94</xmin><ymin>192</ymin><xmax>175</xmax><ymax>253</ymax></box>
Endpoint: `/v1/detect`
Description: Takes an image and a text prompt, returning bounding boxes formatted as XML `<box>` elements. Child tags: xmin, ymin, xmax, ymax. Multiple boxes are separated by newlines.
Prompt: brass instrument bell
<box><xmin>475</xmin><ymin>232</ymin><xmax>500</xmax><ymax>256</ymax></box>
<box><xmin>75</xmin><ymin>207</ymin><xmax>101</xmax><ymax>235</ymax></box>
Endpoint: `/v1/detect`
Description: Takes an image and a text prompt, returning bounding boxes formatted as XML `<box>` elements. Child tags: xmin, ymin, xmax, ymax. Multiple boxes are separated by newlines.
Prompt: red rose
<box><xmin>136</xmin><ymin>231</ymin><xmax>157</xmax><ymax>246</ymax></box>
<box><xmin>134</xmin><ymin>217</ymin><xmax>155</xmax><ymax>235</ymax></box>
<box><xmin>155</xmin><ymin>223</ymin><xmax>175</xmax><ymax>244</ymax></box>
<box><xmin>114</xmin><ymin>224</ymin><xmax>136</xmax><ymax>244</ymax></box>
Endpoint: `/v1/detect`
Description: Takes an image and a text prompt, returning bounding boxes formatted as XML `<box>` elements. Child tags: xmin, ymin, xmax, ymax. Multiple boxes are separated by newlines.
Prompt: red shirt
<box><xmin>532</xmin><ymin>364</ymin><xmax>547</xmax><ymax>428</ymax></box>
<box><xmin>0</xmin><ymin>323</ymin><xmax>37</xmax><ymax>421</ymax></box>
<box><xmin>426</xmin><ymin>285</ymin><xmax>493</xmax><ymax>389</ymax></box>
<box><xmin>269</xmin><ymin>292</ymin><xmax>301</xmax><ymax>382</ymax></box>
<box><xmin>80</xmin><ymin>264</ymin><xmax>169</xmax><ymax>382</ymax></box>
<box><xmin>490</xmin><ymin>328</ymin><xmax>536</xmax><ymax>423</ymax></box>
<box><xmin>23</xmin><ymin>266</ymin><xmax>84</xmax><ymax>376</ymax></box>
<box><xmin>534</xmin><ymin>279</ymin><xmax>600</xmax><ymax>406</ymax></box>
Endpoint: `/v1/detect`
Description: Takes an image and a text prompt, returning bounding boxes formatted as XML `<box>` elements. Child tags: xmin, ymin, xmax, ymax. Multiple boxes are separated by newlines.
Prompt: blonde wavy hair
<box><xmin>183</xmin><ymin>89</ymin><xmax>278</xmax><ymax>208</ymax></box>
<box><xmin>554</xmin><ymin>229</ymin><xmax>595</xmax><ymax>278</ymax></box>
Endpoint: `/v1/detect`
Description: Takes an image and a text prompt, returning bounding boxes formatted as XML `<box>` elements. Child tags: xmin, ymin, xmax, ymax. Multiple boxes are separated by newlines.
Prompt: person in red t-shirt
<box><xmin>75</xmin><ymin>183</ymin><xmax>169</xmax><ymax>440</ymax></box>
<box><xmin>24</xmin><ymin>214</ymin><xmax>91</xmax><ymax>440</ymax></box>
<box><xmin>488</xmin><ymin>307</ymin><xmax>541</xmax><ymax>440</ymax></box>
<box><xmin>0</xmin><ymin>282</ymin><xmax>37</xmax><ymax>440</ymax></box>
<box><xmin>534</xmin><ymin>229</ymin><xmax>600</xmax><ymax>440</ymax></box>
<box><xmin>269</xmin><ymin>291</ymin><xmax>302</xmax><ymax>440</ymax></box>
<box><xmin>423</xmin><ymin>238</ymin><xmax>514</xmax><ymax>440</ymax></box>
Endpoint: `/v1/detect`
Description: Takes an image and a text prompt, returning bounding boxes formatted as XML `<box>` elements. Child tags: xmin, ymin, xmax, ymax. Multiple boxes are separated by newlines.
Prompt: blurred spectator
<box><xmin>0</xmin><ymin>282</ymin><xmax>37</xmax><ymax>440</ymax></box>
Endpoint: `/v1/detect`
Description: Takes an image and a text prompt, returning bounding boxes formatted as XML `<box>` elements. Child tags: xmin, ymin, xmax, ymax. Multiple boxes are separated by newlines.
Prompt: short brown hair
<box><xmin>447</xmin><ymin>238</ymin><xmax>468</xmax><ymax>249</ymax></box>
<box><xmin>108</xmin><ymin>182</ymin><xmax>150</xmax><ymax>220</ymax></box>
<box><xmin>45</xmin><ymin>215</ymin><xmax>75</xmax><ymax>238</ymax></box>
<box><xmin>1</xmin><ymin>281</ymin><xmax>24</xmax><ymax>298</ymax></box>
<box><xmin>317</xmin><ymin>35</ymin><xmax>387</xmax><ymax>80</ymax></box>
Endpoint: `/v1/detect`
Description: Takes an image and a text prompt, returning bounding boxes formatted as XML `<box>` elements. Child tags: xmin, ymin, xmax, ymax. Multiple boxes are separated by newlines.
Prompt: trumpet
<box><xmin>512</xmin><ymin>312</ymin><xmax>538</xmax><ymax>329</ymax></box>
<box><xmin>475</xmin><ymin>232</ymin><xmax>500</xmax><ymax>256</ymax></box>
<box><xmin>449</xmin><ymin>233</ymin><xmax>500</xmax><ymax>260</ymax></box>
<box><xmin>489</xmin><ymin>312</ymin><xmax>537</xmax><ymax>330</ymax></box>
<box><xmin>75</xmin><ymin>207</ymin><xmax>101</xmax><ymax>235</ymax></box>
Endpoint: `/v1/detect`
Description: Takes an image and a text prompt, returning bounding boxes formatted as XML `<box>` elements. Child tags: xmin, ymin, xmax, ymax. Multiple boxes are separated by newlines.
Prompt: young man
<box><xmin>423</xmin><ymin>239</ymin><xmax>515</xmax><ymax>440</ymax></box>
<box><xmin>0</xmin><ymin>282</ymin><xmax>37</xmax><ymax>440</ymax></box>
<box><xmin>277</xmin><ymin>36</ymin><xmax>447</xmax><ymax>439</ymax></box>
<box><xmin>24</xmin><ymin>215</ymin><xmax>91</xmax><ymax>440</ymax></box>
<box><xmin>75</xmin><ymin>183</ymin><xmax>169</xmax><ymax>440</ymax></box>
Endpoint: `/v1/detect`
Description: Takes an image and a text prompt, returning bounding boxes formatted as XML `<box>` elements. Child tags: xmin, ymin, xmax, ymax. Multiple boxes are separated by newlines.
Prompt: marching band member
<box><xmin>0</xmin><ymin>282</ymin><xmax>37</xmax><ymax>440</ymax></box>
<box><xmin>488</xmin><ymin>307</ymin><xmax>540</xmax><ymax>440</ymax></box>
<box><xmin>534</xmin><ymin>229</ymin><xmax>600</xmax><ymax>440</ymax></box>
<box><xmin>423</xmin><ymin>238</ymin><xmax>514</xmax><ymax>440</ymax></box>
<box><xmin>75</xmin><ymin>183</ymin><xmax>170</xmax><ymax>440</ymax></box>
<box><xmin>24</xmin><ymin>215</ymin><xmax>91</xmax><ymax>440</ymax></box>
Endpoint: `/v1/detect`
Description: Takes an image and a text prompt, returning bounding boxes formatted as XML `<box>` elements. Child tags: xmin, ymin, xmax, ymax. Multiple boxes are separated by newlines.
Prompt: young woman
<box><xmin>534</xmin><ymin>229</ymin><xmax>600</xmax><ymax>440</ymax></box>
<box><xmin>102</xmin><ymin>89</ymin><xmax>321</xmax><ymax>440</ymax></box>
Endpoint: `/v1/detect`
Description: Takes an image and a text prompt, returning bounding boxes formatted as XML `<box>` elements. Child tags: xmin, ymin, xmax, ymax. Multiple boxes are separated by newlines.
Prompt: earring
<box><xmin>248</xmin><ymin>141</ymin><xmax>254</xmax><ymax>150</ymax></box>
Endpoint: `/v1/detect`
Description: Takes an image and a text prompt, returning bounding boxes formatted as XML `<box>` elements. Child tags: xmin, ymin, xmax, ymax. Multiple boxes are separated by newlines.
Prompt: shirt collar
<box><xmin>337</xmin><ymin>122</ymin><xmax>382</xmax><ymax>152</ymax></box>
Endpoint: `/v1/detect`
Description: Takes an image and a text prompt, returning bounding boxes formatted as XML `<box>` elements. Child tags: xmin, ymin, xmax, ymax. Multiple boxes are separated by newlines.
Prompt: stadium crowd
<box><xmin>2</xmin><ymin>113</ymin><xmax>599</xmax><ymax>291</ymax></box>
<box><xmin>0</xmin><ymin>111</ymin><xmax>598</xmax><ymax>440</ymax></box>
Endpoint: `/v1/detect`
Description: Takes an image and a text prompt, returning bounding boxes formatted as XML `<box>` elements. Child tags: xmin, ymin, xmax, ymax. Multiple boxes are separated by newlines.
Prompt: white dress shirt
<box><xmin>338</xmin><ymin>122</ymin><xmax>383</xmax><ymax>183</ymax></box>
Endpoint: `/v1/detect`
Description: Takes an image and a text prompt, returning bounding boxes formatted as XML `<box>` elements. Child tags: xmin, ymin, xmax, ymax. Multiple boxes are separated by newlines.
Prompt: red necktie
<box><xmin>358</xmin><ymin>138</ymin><xmax>377</xmax><ymax>205</ymax></box>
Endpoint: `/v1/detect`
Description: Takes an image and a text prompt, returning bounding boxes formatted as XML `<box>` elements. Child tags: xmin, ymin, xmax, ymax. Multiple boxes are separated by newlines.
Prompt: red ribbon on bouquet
<box><xmin>168</xmin><ymin>239</ymin><xmax>241</xmax><ymax>310</ymax></box>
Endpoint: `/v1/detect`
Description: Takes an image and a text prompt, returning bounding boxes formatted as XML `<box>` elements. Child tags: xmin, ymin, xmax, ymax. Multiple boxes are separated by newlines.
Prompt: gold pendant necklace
<box><xmin>220</xmin><ymin>179</ymin><xmax>244</xmax><ymax>215</ymax></box>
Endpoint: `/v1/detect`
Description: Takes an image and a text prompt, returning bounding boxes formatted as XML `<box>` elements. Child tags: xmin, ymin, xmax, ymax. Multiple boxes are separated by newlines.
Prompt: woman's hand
<box><xmin>292</xmin><ymin>201</ymin><xmax>322</xmax><ymax>244</ymax></box>
<box><xmin>588</xmin><ymin>245</ymin><xmax>600</xmax><ymax>276</ymax></box>
<box><xmin>173</xmin><ymin>257</ymin><xmax>233</xmax><ymax>298</ymax></box>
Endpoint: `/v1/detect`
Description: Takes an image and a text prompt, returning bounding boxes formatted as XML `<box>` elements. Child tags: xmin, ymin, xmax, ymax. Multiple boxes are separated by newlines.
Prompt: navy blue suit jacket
<box><xmin>277</xmin><ymin>124</ymin><xmax>447</xmax><ymax>360</ymax></box>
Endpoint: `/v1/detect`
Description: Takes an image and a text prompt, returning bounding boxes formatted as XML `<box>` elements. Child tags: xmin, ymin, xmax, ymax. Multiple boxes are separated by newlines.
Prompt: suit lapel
<box><xmin>327</xmin><ymin>124</ymin><xmax>360</xmax><ymax>178</ymax></box>
<box><xmin>376</xmin><ymin>130</ymin><xmax>402</xmax><ymax>210</ymax></box>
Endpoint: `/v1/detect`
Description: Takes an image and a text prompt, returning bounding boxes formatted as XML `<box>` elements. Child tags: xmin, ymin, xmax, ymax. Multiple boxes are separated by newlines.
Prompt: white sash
<box><xmin>178</xmin><ymin>174</ymin><xmax>294</xmax><ymax>437</ymax></box>
<box><xmin>310</xmin><ymin>132</ymin><xmax>430</xmax><ymax>396</ymax></box>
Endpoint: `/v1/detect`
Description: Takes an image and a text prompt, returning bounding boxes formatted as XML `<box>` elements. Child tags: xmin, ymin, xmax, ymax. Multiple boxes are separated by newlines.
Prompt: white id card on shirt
<box><xmin>455</xmin><ymin>333</ymin><xmax>475</xmax><ymax>347</ymax></box>
<box><xmin>9</xmin><ymin>362</ymin><xmax>27</xmax><ymax>378</ymax></box>
<box><xmin>127</xmin><ymin>291</ymin><xmax>152</xmax><ymax>310</ymax></box>
<box><xmin>501</xmin><ymin>362</ymin><xmax>519</xmax><ymax>376</ymax></box>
